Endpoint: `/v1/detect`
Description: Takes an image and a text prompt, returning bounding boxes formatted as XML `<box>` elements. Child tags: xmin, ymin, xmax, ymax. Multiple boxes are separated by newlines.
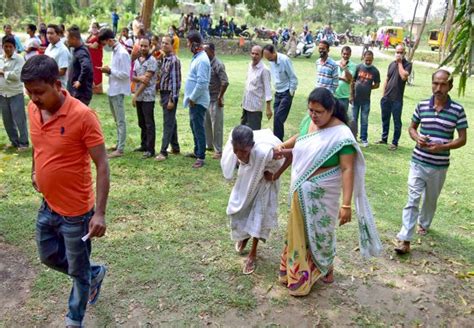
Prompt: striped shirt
<box><xmin>316</xmin><ymin>57</ymin><xmax>339</xmax><ymax>94</ymax></box>
<box><xmin>411</xmin><ymin>96</ymin><xmax>468</xmax><ymax>168</ymax></box>
<box><xmin>159</xmin><ymin>53</ymin><xmax>181</xmax><ymax>100</ymax></box>
<box><xmin>242</xmin><ymin>61</ymin><xmax>272</xmax><ymax>112</ymax></box>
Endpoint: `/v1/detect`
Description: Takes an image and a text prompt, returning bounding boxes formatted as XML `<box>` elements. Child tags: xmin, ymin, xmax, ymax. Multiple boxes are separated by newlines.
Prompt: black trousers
<box><xmin>159</xmin><ymin>92</ymin><xmax>180</xmax><ymax>156</ymax></box>
<box><xmin>273</xmin><ymin>90</ymin><xmax>293</xmax><ymax>141</ymax></box>
<box><xmin>136</xmin><ymin>101</ymin><xmax>156</xmax><ymax>154</ymax></box>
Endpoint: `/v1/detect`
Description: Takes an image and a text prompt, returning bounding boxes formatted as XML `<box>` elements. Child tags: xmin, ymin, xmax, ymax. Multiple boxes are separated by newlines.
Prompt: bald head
<box><xmin>250</xmin><ymin>45</ymin><xmax>263</xmax><ymax>66</ymax></box>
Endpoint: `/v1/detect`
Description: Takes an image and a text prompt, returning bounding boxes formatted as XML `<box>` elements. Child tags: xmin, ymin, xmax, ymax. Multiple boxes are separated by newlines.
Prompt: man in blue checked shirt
<box><xmin>263</xmin><ymin>44</ymin><xmax>298</xmax><ymax>141</ymax></box>
<box><xmin>183</xmin><ymin>31</ymin><xmax>211</xmax><ymax>169</ymax></box>
<box><xmin>315</xmin><ymin>40</ymin><xmax>339</xmax><ymax>95</ymax></box>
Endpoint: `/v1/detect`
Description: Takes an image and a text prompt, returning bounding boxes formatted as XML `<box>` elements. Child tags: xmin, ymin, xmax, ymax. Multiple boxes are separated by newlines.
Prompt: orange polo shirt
<box><xmin>28</xmin><ymin>90</ymin><xmax>105</xmax><ymax>216</ymax></box>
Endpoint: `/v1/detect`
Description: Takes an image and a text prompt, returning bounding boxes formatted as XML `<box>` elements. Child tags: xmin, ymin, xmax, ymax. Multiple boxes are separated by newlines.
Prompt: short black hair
<box><xmin>319</xmin><ymin>40</ymin><xmax>330</xmax><ymax>49</ymax></box>
<box><xmin>47</xmin><ymin>24</ymin><xmax>62</xmax><ymax>35</ymax></box>
<box><xmin>263</xmin><ymin>44</ymin><xmax>275</xmax><ymax>54</ymax></box>
<box><xmin>364</xmin><ymin>50</ymin><xmax>374</xmax><ymax>57</ymax></box>
<box><xmin>204</xmin><ymin>42</ymin><xmax>215</xmax><ymax>52</ymax></box>
<box><xmin>162</xmin><ymin>35</ymin><xmax>174</xmax><ymax>45</ymax></box>
<box><xmin>2</xmin><ymin>36</ymin><xmax>16</xmax><ymax>47</ymax></box>
<box><xmin>27</xmin><ymin>24</ymin><xmax>37</xmax><ymax>32</ymax></box>
<box><xmin>432</xmin><ymin>69</ymin><xmax>453</xmax><ymax>85</ymax></box>
<box><xmin>98</xmin><ymin>28</ymin><xmax>115</xmax><ymax>42</ymax></box>
<box><xmin>186</xmin><ymin>30</ymin><xmax>202</xmax><ymax>45</ymax></box>
<box><xmin>341</xmin><ymin>46</ymin><xmax>351</xmax><ymax>53</ymax></box>
<box><xmin>21</xmin><ymin>55</ymin><xmax>59</xmax><ymax>85</ymax></box>
<box><xmin>67</xmin><ymin>25</ymin><xmax>81</xmax><ymax>39</ymax></box>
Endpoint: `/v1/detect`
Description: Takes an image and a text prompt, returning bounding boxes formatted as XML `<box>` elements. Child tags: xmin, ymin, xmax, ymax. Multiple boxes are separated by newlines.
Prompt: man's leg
<box><xmin>10</xmin><ymin>94</ymin><xmax>29</xmax><ymax>147</ymax></box>
<box><xmin>136</xmin><ymin>101</ymin><xmax>147</xmax><ymax>150</ymax></box>
<box><xmin>189</xmin><ymin>106</ymin><xmax>198</xmax><ymax>156</ymax></box>
<box><xmin>142</xmin><ymin>101</ymin><xmax>156</xmax><ymax>155</ymax></box>
<box><xmin>169</xmin><ymin>98</ymin><xmax>180</xmax><ymax>152</ymax></box>
<box><xmin>397</xmin><ymin>163</ymin><xmax>426</xmax><ymax>242</ymax></box>
<box><xmin>247</xmin><ymin>111</ymin><xmax>263</xmax><ymax>130</ymax></box>
<box><xmin>418</xmin><ymin>167</ymin><xmax>448</xmax><ymax>231</ymax></box>
<box><xmin>240</xmin><ymin>109</ymin><xmax>248</xmax><ymax>126</ymax></box>
<box><xmin>191</xmin><ymin>104</ymin><xmax>207</xmax><ymax>160</ymax></box>
<box><xmin>379</xmin><ymin>97</ymin><xmax>391</xmax><ymax>143</ymax></box>
<box><xmin>391</xmin><ymin>100</ymin><xmax>403</xmax><ymax>146</ymax></box>
<box><xmin>352</xmin><ymin>102</ymin><xmax>361</xmax><ymax>138</ymax></box>
<box><xmin>0</xmin><ymin>95</ymin><xmax>20</xmax><ymax>147</ymax></box>
<box><xmin>273</xmin><ymin>91</ymin><xmax>293</xmax><ymax>141</ymax></box>
<box><xmin>111</xmin><ymin>94</ymin><xmax>126</xmax><ymax>153</ymax></box>
<box><xmin>360</xmin><ymin>102</ymin><xmax>371</xmax><ymax>143</ymax></box>
<box><xmin>205</xmin><ymin>101</ymin><xmax>215</xmax><ymax>150</ymax></box>
<box><xmin>214</xmin><ymin>103</ymin><xmax>224</xmax><ymax>154</ymax></box>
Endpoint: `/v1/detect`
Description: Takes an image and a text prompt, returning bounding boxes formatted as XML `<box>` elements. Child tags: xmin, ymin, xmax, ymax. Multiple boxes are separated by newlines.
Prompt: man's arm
<box><xmin>88</xmin><ymin>143</ymin><xmax>110</xmax><ymax>238</ymax></box>
<box><xmin>397</xmin><ymin>61</ymin><xmax>410</xmax><ymax>81</ymax></box>
<box><xmin>76</xmin><ymin>50</ymin><xmax>93</xmax><ymax>87</ymax></box>
<box><xmin>426</xmin><ymin>128</ymin><xmax>467</xmax><ymax>153</ymax></box>
<box><xmin>262</xmin><ymin>68</ymin><xmax>273</xmax><ymax>119</ymax></box>
<box><xmin>217</xmin><ymin>64</ymin><xmax>229</xmax><ymax>106</ymax></box>
<box><xmin>31</xmin><ymin>147</ymin><xmax>40</xmax><ymax>192</ymax></box>
<box><xmin>188</xmin><ymin>59</ymin><xmax>210</xmax><ymax>104</ymax></box>
<box><xmin>286</xmin><ymin>58</ymin><xmax>298</xmax><ymax>94</ymax></box>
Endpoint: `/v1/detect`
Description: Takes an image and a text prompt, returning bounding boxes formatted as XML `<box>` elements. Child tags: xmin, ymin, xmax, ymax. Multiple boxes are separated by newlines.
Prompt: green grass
<box><xmin>0</xmin><ymin>50</ymin><xmax>473</xmax><ymax>325</ymax></box>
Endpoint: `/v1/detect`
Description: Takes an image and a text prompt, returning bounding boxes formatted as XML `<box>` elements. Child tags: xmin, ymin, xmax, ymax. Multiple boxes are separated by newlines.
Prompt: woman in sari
<box><xmin>85</xmin><ymin>22</ymin><xmax>103</xmax><ymax>94</ymax></box>
<box><xmin>270</xmin><ymin>87</ymin><xmax>382</xmax><ymax>296</ymax></box>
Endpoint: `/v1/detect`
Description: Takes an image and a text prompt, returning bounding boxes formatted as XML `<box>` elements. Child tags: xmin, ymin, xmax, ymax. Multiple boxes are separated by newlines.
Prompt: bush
<box><xmin>66</xmin><ymin>15</ymin><xmax>91</xmax><ymax>32</ymax></box>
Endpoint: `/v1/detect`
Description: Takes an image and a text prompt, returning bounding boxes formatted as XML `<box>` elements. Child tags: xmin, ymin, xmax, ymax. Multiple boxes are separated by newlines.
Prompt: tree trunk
<box><xmin>407</xmin><ymin>0</ymin><xmax>420</xmax><ymax>44</ymax></box>
<box><xmin>440</xmin><ymin>0</ymin><xmax>455</xmax><ymax>61</ymax></box>
<box><xmin>141</xmin><ymin>0</ymin><xmax>154</xmax><ymax>32</ymax></box>
<box><xmin>407</xmin><ymin>0</ymin><xmax>433</xmax><ymax>62</ymax></box>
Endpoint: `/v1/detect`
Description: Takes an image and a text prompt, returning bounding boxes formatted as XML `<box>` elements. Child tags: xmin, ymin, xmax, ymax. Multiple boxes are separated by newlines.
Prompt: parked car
<box><xmin>428</xmin><ymin>29</ymin><xmax>444</xmax><ymax>51</ymax></box>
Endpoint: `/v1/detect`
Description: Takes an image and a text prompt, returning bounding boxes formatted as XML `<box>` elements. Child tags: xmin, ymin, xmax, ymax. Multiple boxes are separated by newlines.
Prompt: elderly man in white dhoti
<box><xmin>221</xmin><ymin>125</ymin><xmax>286</xmax><ymax>274</ymax></box>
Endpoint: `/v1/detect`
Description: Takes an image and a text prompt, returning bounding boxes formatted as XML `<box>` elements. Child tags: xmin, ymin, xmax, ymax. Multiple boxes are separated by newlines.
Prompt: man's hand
<box><xmin>132</xmin><ymin>95</ymin><xmax>137</xmax><ymax>107</ymax></box>
<box><xmin>263</xmin><ymin>170</ymin><xmax>276</xmax><ymax>182</ymax></box>
<box><xmin>167</xmin><ymin>100</ymin><xmax>174</xmax><ymax>110</ymax></box>
<box><xmin>97</xmin><ymin>65</ymin><xmax>111</xmax><ymax>74</ymax></box>
<box><xmin>73</xmin><ymin>81</ymin><xmax>81</xmax><ymax>89</ymax></box>
<box><xmin>338</xmin><ymin>207</ymin><xmax>352</xmax><ymax>226</ymax></box>
<box><xmin>31</xmin><ymin>173</ymin><xmax>40</xmax><ymax>192</ymax></box>
<box><xmin>189</xmin><ymin>99</ymin><xmax>195</xmax><ymax>107</ymax></box>
<box><xmin>266</xmin><ymin>103</ymin><xmax>273</xmax><ymax>120</ymax></box>
<box><xmin>416</xmin><ymin>135</ymin><xmax>429</xmax><ymax>148</ymax></box>
<box><xmin>137</xmin><ymin>76</ymin><xmax>148</xmax><ymax>84</ymax></box>
<box><xmin>339</xmin><ymin>59</ymin><xmax>347</xmax><ymax>68</ymax></box>
<box><xmin>425</xmin><ymin>143</ymin><xmax>444</xmax><ymax>153</ymax></box>
<box><xmin>218</xmin><ymin>96</ymin><xmax>224</xmax><ymax>107</ymax></box>
<box><xmin>88</xmin><ymin>213</ymin><xmax>106</xmax><ymax>238</ymax></box>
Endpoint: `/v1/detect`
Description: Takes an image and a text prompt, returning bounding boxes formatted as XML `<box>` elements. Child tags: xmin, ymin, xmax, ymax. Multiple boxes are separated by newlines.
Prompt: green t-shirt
<box><xmin>299</xmin><ymin>115</ymin><xmax>355</xmax><ymax>167</ymax></box>
<box><xmin>334</xmin><ymin>60</ymin><xmax>357</xmax><ymax>99</ymax></box>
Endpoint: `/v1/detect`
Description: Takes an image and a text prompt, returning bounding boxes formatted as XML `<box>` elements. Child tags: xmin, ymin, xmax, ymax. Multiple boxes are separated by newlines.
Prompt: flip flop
<box><xmin>322</xmin><ymin>267</ymin><xmax>334</xmax><ymax>284</ymax></box>
<box><xmin>235</xmin><ymin>241</ymin><xmax>242</xmax><ymax>253</ymax></box>
<box><xmin>417</xmin><ymin>225</ymin><xmax>427</xmax><ymax>236</ymax></box>
<box><xmin>243</xmin><ymin>257</ymin><xmax>256</xmax><ymax>275</ymax></box>
<box><xmin>89</xmin><ymin>266</ymin><xmax>107</xmax><ymax>305</ymax></box>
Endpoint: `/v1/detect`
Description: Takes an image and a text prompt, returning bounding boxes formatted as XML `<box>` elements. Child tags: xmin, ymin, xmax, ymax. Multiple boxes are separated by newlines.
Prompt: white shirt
<box><xmin>242</xmin><ymin>61</ymin><xmax>272</xmax><ymax>112</ymax></box>
<box><xmin>107</xmin><ymin>42</ymin><xmax>131</xmax><ymax>97</ymax></box>
<box><xmin>363</xmin><ymin>35</ymin><xmax>372</xmax><ymax>45</ymax></box>
<box><xmin>24</xmin><ymin>36</ymin><xmax>40</xmax><ymax>60</ymax></box>
<box><xmin>45</xmin><ymin>40</ymin><xmax>71</xmax><ymax>88</ymax></box>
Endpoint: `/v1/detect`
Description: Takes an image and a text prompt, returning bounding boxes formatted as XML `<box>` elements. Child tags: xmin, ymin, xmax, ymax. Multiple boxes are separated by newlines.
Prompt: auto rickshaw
<box><xmin>428</xmin><ymin>29</ymin><xmax>444</xmax><ymax>51</ymax></box>
<box><xmin>378</xmin><ymin>26</ymin><xmax>404</xmax><ymax>47</ymax></box>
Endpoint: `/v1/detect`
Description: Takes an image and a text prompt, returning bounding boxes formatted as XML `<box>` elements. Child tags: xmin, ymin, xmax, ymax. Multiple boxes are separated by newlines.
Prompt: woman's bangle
<box><xmin>341</xmin><ymin>205</ymin><xmax>351</xmax><ymax>209</ymax></box>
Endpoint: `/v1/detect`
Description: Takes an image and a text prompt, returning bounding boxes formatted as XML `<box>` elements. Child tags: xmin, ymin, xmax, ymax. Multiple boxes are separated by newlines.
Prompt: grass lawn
<box><xmin>0</xmin><ymin>49</ymin><xmax>473</xmax><ymax>326</ymax></box>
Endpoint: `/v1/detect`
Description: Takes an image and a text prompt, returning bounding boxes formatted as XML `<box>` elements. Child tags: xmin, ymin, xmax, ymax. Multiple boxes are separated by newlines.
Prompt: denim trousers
<box><xmin>108</xmin><ymin>94</ymin><xmax>127</xmax><ymax>152</ymax></box>
<box><xmin>189</xmin><ymin>103</ymin><xmax>207</xmax><ymax>160</ymax></box>
<box><xmin>159</xmin><ymin>92</ymin><xmax>180</xmax><ymax>156</ymax></box>
<box><xmin>36</xmin><ymin>200</ymin><xmax>104</xmax><ymax>327</ymax></box>
<box><xmin>352</xmin><ymin>101</ymin><xmax>371</xmax><ymax>142</ymax></box>
<box><xmin>380</xmin><ymin>96</ymin><xmax>403</xmax><ymax>145</ymax></box>
<box><xmin>273</xmin><ymin>90</ymin><xmax>293</xmax><ymax>141</ymax></box>
<box><xmin>397</xmin><ymin>162</ymin><xmax>447</xmax><ymax>241</ymax></box>
<box><xmin>205</xmin><ymin>100</ymin><xmax>224</xmax><ymax>153</ymax></box>
<box><xmin>136</xmin><ymin>100</ymin><xmax>156</xmax><ymax>154</ymax></box>
<box><xmin>0</xmin><ymin>93</ymin><xmax>29</xmax><ymax>147</ymax></box>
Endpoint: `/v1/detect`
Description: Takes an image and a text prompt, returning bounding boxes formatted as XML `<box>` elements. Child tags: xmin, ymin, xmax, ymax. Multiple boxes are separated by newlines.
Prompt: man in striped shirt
<box><xmin>315</xmin><ymin>40</ymin><xmax>339</xmax><ymax>94</ymax></box>
<box><xmin>395</xmin><ymin>70</ymin><xmax>468</xmax><ymax>255</ymax></box>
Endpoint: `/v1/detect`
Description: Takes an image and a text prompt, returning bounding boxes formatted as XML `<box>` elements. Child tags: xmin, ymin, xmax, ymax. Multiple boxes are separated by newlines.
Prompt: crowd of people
<box><xmin>0</xmin><ymin>20</ymin><xmax>468</xmax><ymax>327</ymax></box>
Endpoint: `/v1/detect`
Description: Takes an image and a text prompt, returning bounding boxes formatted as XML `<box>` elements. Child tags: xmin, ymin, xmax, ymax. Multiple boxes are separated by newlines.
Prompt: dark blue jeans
<box><xmin>36</xmin><ymin>201</ymin><xmax>103</xmax><ymax>327</ymax></box>
<box><xmin>380</xmin><ymin>96</ymin><xmax>403</xmax><ymax>145</ymax></box>
<box><xmin>189</xmin><ymin>104</ymin><xmax>207</xmax><ymax>160</ymax></box>
<box><xmin>273</xmin><ymin>90</ymin><xmax>293</xmax><ymax>141</ymax></box>
<box><xmin>352</xmin><ymin>101</ymin><xmax>371</xmax><ymax>142</ymax></box>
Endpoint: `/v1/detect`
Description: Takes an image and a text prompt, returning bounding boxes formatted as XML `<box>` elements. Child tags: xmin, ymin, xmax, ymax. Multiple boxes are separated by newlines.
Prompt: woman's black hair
<box><xmin>21</xmin><ymin>55</ymin><xmax>59</xmax><ymax>84</ymax></box>
<box><xmin>307</xmin><ymin>87</ymin><xmax>349</xmax><ymax>125</ymax></box>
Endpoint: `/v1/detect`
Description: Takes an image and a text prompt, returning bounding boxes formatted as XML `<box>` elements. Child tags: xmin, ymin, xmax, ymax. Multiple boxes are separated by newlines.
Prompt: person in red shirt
<box><xmin>21</xmin><ymin>55</ymin><xmax>110</xmax><ymax>328</ymax></box>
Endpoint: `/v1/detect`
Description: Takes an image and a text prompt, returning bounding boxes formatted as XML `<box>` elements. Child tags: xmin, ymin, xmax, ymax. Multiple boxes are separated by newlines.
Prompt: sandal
<box><xmin>417</xmin><ymin>225</ymin><xmax>427</xmax><ymax>236</ymax></box>
<box><xmin>234</xmin><ymin>238</ymin><xmax>249</xmax><ymax>255</ymax></box>
<box><xmin>243</xmin><ymin>257</ymin><xmax>256</xmax><ymax>275</ymax></box>
<box><xmin>89</xmin><ymin>266</ymin><xmax>107</xmax><ymax>305</ymax></box>
<box><xmin>322</xmin><ymin>267</ymin><xmax>334</xmax><ymax>284</ymax></box>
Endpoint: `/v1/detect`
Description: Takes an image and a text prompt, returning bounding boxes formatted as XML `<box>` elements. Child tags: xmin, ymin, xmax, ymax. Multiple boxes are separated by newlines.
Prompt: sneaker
<box><xmin>17</xmin><ymin>146</ymin><xmax>29</xmax><ymax>152</ymax></box>
<box><xmin>374</xmin><ymin>140</ymin><xmax>387</xmax><ymax>145</ymax></box>
<box><xmin>108</xmin><ymin>150</ymin><xmax>124</xmax><ymax>158</ymax></box>
<box><xmin>388</xmin><ymin>144</ymin><xmax>398</xmax><ymax>151</ymax></box>
<box><xmin>155</xmin><ymin>153</ymin><xmax>167</xmax><ymax>161</ymax></box>
<box><xmin>361</xmin><ymin>141</ymin><xmax>369</xmax><ymax>148</ymax></box>
<box><xmin>394</xmin><ymin>240</ymin><xmax>410</xmax><ymax>255</ymax></box>
<box><xmin>192</xmin><ymin>159</ymin><xmax>205</xmax><ymax>168</ymax></box>
<box><xmin>142</xmin><ymin>151</ymin><xmax>155</xmax><ymax>159</ymax></box>
<box><xmin>184</xmin><ymin>152</ymin><xmax>197</xmax><ymax>158</ymax></box>
<box><xmin>212</xmin><ymin>152</ymin><xmax>222</xmax><ymax>159</ymax></box>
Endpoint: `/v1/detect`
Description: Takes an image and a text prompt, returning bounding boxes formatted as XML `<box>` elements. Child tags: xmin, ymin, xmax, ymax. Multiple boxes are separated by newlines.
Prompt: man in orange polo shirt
<box><xmin>21</xmin><ymin>55</ymin><xmax>110</xmax><ymax>328</ymax></box>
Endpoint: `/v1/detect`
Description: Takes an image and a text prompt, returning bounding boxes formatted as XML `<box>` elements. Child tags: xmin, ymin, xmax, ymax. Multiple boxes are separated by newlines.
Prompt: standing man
<box><xmin>315</xmin><ymin>40</ymin><xmax>339</xmax><ymax>94</ymax></box>
<box><xmin>0</xmin><ymin>36</ymin><xmax>29</xmax><ymax>151</ymax></box>
<box><xmin>111</xmin><ymin>9</ymin><xmax>120</xmax><ymax>36</ymax></box>
<box><xmin>24</xmin><ymin>24</ymin><xmax>40</xmax><ymax>60</ymax></box>
<box><xmin>66</xmin><ymin>26</ymin><xmax>93</xmax><ymax>105</ymax></box>
<box><xmin>376</xmin><ymin>44</ymin><xmax>412</xmax><ymax>150</ymax></box>
<box><xmin>183</xmin><ymin>31</ymin><xmax>210</xmax><ymax>169</ymax></box>
<box><xmin>155</xmin><ymin>35</ymin><xmax>181</xmax><ymax>162</ymax></box>
<box><xmin>21</xmin><ymin>55</ymin><xmax>110</xmax><ymax>328</ymax></box>
<box><xmin>3</xmin><ymin>24</ymin><xmax>24</xmax><ymax>53</ymax></box>
<box><xmin>98</xmin><ymin>28</ymin><xmax>131</xmax><ymax>158</ymax></box>
<box><xmin>395</xmin><ymin>70</ymin><xmax>468</xmax><ymax>254</ymax></box>
<box><xmin>45</xmin><ymin>24</ymin><xmax>70</xmax><ymax>89</ymax></box>
<box><xmin>132</xmin><ymin>37</ymin><xmax>158</xmax><ymax>159</ymax></box>
<box><xmin>203</xmin><ymin>43</ymin><xmax>229</xmax><ymax>160</ymax></box>
<box><xmin>263</xmin><ymin>44</ymin><xmax>298</xmax><ymax>141</ymax></box>
<box><xmin>334</xmin><ymin>46</ymin><xmax>356</xmax><ymax>114</ymax></box>
<box><xmin>361</xmin><ymin>30</ymin><xmax>372</xmax><ymax>59</ymax></box>
<box><xmin>241</xmin><ymin>45</ymin><xmax>272</xmax><ymax>131</ymax></box>
<box><xmin>351</xmin><ymin>50</ymin><xmax>380</xmax><ymax>147</ymax></box>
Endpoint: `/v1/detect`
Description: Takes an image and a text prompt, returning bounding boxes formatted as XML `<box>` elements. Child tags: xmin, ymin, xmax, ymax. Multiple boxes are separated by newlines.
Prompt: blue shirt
<box><xmin>184</xmin><ymin>51</ymin><xmax>210</xmax><ymax>108</ymax></box>
<box><xmin>316</xmin><ymin>57</ymin><xmax>339</xmax><ymax>94</ymax></box>
<box><xmin>268</xmin><ymin>53</ymin><xmax>298</xmax><ymax>94</ymax></box>
<box><xmin>112</xmin><ymin>12</ymin><xmax>120</xmax><ymax>24</ymax></box>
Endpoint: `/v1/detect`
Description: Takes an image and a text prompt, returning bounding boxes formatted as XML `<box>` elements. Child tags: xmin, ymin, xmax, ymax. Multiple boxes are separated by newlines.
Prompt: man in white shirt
<box><xmin>98</xmin><ymin>28</ymin><xmax>131</xmax><ymax>158</ymax></box>
<box><xmin>241</xmin><ymin>45</ymin><xmax>272</xmax><ymax>131</ymax></box>
<box><xmin>362</xmin><ymin>30</ymin><xmax>372</xmax><ymax>60</ymax></box>
<box><xmin>45</xmin><ymin>24</ymin><xmax>70</xmax><ymax>88</ymax></box>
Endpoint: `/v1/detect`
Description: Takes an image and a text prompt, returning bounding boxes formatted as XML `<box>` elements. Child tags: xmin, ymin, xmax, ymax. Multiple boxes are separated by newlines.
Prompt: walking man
<box><xmin>45</xmin><ymin>24</ymin><xmax>70</xmax><ymax>89</ymax></box>
<box><xmin>376</xmin><ymin>44</ymin><xmax>412</xmax><ymax>150</ymax></box>
<box><xmin>98</xmin><ymin>28</ymin><xmax>131</xmax><ymax>158</ymax></box>
<box><xmin>351</xmin><ymin>50</ymin><xmax>380</xmax><ymax>147</ymax></box>
<box><xmin>263</xmin><ymin>44</ymin><xmax>298</xmax><ymax>141</ymax></box>
<box><xmin>0</xmin><ymin>36</ymin><xmax>29</xmax><ymax>151</ymax></box>
<box><xmin>203</xmin><ymin>42</ymin><xmax>229</xmax><ymax>159</ymax></box>
<box><xmin>183</xmin><ymin>31</ymin><xmax>210</xmax><ymax>169</ymax></box>
<box><xmin>315</xmin><ymin>40</ymin><xmax>339</xmax><ymax>94</ymax></box>
<box><xmin>155</xmin><ymin>35</ymin><xmax>182</xmax><ymax>162</ymax></box>
<box><xmin>66</xmin><ymin>26</ymin><xmax>93</xmax><ymax>105</ymax></box>
<box><xmin>21</xmin><ymin>55</ymin><xmax>110</xmax><ymax>327</ymax></box>
<box><xmin>241</xmin><ymin>45</ymin><xmax>272</xmax><ymax>131</ymax></box>
<box><xmin>132</xmin><ymin>37</ymin><xmax>158</xmax><ymax>159</ymax></box>
<box><xmin>395</xmin><ymin>69</ymin><xmax>468</xmax><ymax>254</ymax></box>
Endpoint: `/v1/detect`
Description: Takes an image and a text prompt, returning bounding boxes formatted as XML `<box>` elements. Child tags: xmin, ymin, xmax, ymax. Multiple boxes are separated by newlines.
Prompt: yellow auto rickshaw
<box><xmin>428</xmin><ymin>29</ymin><xmax>444</xmax><ymax>51</ymax></box>
<box><xmin>378</xmin><ymin>26</ymin><xmax>404</xmax><ymax>47</ymax></box>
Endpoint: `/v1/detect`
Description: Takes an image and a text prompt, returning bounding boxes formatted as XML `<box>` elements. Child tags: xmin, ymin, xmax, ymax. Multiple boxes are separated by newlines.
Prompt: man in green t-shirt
<box><xmin>334</xmin><ymin>46</ymin><xmax>357</xmax><ymax>134</ymax></box>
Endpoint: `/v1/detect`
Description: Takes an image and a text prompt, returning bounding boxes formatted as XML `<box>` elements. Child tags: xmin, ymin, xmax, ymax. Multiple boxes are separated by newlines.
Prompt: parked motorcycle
<box><xmin>254</xmin><ymin>27</ymin><xmax>277</xmax><ymax>41</ymax></box>
<box><xmin>337</xmin><ymin>33</ymin><xmax>347</xmax><ymax>45</ymax></box>
<box><xmin>295</xmin><ymin>39</ymin><xmax>315</xmax><ymax>58</ymax></box>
